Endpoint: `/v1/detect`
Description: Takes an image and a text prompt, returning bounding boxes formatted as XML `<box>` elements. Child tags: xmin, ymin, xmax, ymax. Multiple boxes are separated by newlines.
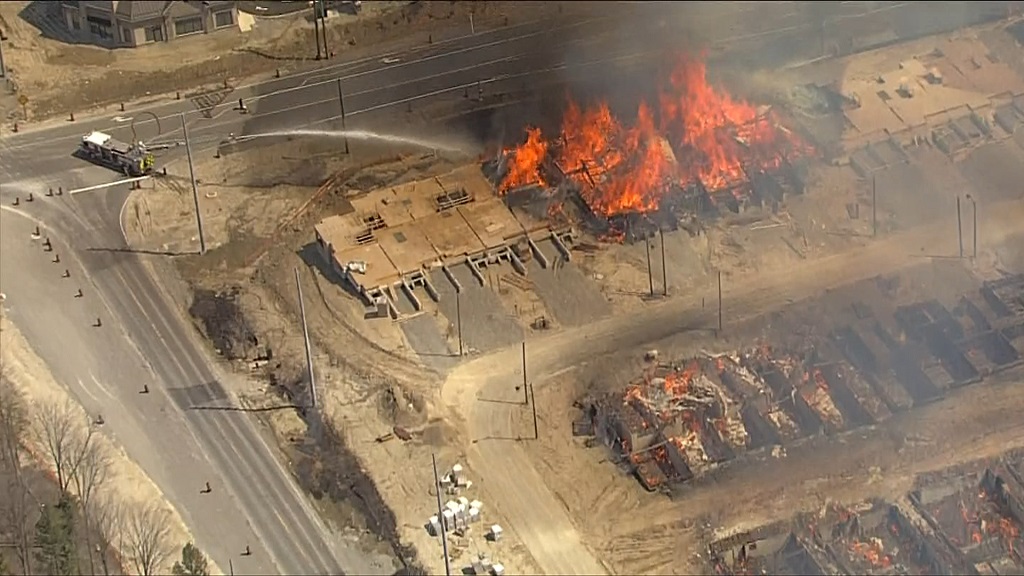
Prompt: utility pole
<box><xmin>180</xmin><ymin>113</ymin><xmax>206</xmax><ymax>255</ymax></box>
<box><xmin>229</xmin><ymin>559</ymin><xmax>234</xmax><ymax>576</ymax></box>
<box><xmin>313</xmin><ymin>3</ymin><xmax>323</xmax><ymax>60</ymax></box>
<box><xmin>956</xmin><ymin>195</ymin><xmax>964</xmax><ymax>259</ymax></box>
<box><xmin>972</xmin><ymin>197</ymin><xmax>978</xmax><ymax>259</ymax></box>
<box><xmin>470</xmin><ymin>12</ymin><xmax>475</xmax><ymax>35</ymax></box>
<box><xmin>717</xmin><ymin>270</ymin><xmax>723</xmax><ymax>334</ymax></box>
<box><xmin>645</xmin><ymin>233</ymin><xmax>654</xmax><ymax>297</ymax></box>
<box><xmin>521</xmin><ymin>341</ymin><xmax>528</xmax><ymax>405</ymax></box>
<box><xmin>319</xmin><ymin>0</ymin><xmax>330</xmax><ymax>58</ymax></box>
<box><xmin>294</xmin><ymin>268</ymin><xmax>318</xmax><ymax>410</ymax></box>
<box><xmin>966</xmin><ymin>194</ymin><xmax>977</xmax><ymax>259</ymax></box>
<box><xmin>336</xmin><ymin>78</ymin><xmax>350</xmax><ymax>154</ymax></box>
<box><xmin>455</xmin><ymin>291</ymin><xmax>463</xmax><ymax>356</ymax></box>
<box><xmin>871</xmin><ymin>175</ymin><xmax>877</xmax><ymax>238</ymax></box>
<box><xmin>0</xmin><ymin>35</ymin><xmax>6</xmax><ymax>79</ymax></box>
<box><xmin>659</xmin><ymin>227</ymin><xmax>667</xmax><ymax>296</ymax></box>
<box><xmin>530</xmin><ymin>382</ymin><xmax>538</xmax><ymax>440</ymax></box>
<box><xmin>431</xmin><ymin>454</ymin><xmax>452</xmax><ymax>576</ymax></box>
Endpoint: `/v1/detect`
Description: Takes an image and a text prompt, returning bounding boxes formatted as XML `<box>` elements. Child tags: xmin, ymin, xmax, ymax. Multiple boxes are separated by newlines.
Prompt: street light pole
<box><xmin>431</xmin><ymin>454</ymin><xmax>452</xmax><ymax>576</ymax></box>
<box><xmin>967</xmin><ymin>194</ymin><xmax>977</xmax><ymax>259</ymax></box>
<box><xmin>660</xmin><ymin>227</ymin><xmax>667</xmax><ymax>297</ymax></box>
<box><xmin>294</xmin><ymin>268</ymin><xmax>318</xmax><ymax>410</ymax></box>
<box><xmin>521</xmin><ymin>341</ymin><xmax>528</xmax><ymax>405</ymax></box>
<box><xmin>336</xmin><ymin>78</ymin><xmax>349</xmax><ymax>154</ymax></box>
<box><xmin>180</xmin><ymin>113</ymin><xmax>206</xmax><ymax>255</ymax></box>
<box><xmin>645</xmin><ymin>234</ymin><xmax>654</xmax><ymax>297</ymax></box>
<box><xmin>319</xmin><ymin>0</ymin><xmax>330</xmax><ymax>58</ymax></box>
<box><xmin>455</xmin><ymin>291</ymin><xmax>463</xmax><ymax>356</ymax></box>
<box><xmin>871</xmin><ymin>175</ymin><xmax>877</xmax><ymax>238</ymax></box>
<box><xmin>717</xmin><ymin>269</ymin><xmax>723</xmax><ymax>334</ymax></box>
<box><xmin>530</xmin><ymin>382</ymin><xmax>538</xmax><ymax>440</ymax></box>
<box><xmin>313</xmin><ymin>4</ymin><xmax>322</xmax><ymax>60</ymax></box>
<box><xmin>956</xmin><ymin>195</ymin><xmax>964</xmax><ymax>259</ymax></box>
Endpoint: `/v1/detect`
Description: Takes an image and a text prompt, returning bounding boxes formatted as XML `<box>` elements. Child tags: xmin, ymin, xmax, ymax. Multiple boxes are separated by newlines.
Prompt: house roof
<box><xmin>67</xmin><ymin>1</ymin><xmax>235</xmax><ymax>23</ymax></box>
<box><xmin>114</xmin><ymin>1</ymin><xmax>172</xmax><ymax>22</ymax></box>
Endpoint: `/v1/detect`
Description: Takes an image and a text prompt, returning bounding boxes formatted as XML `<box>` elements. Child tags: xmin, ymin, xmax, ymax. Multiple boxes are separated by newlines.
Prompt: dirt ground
<box><xmin>0</xmin><ymin>314</ymin><xmax>201</xmax><ymax>575</ymax></box>
<box><xmin>0</xmin><ymin>1</ymin><xmax>601</xmax><ymax>122</ymax></box>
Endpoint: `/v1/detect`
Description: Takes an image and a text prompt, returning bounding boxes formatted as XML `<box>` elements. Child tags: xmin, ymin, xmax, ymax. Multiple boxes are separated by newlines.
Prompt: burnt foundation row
<box><xmin>573</xmin><ymin>274</ymin><xmax>1024</xmax><ymax>491</ymax></box>
<box><xmin>709</xmin><ymin>451</ymin><xmax>1024</xmax><ymax>575</ymax></box>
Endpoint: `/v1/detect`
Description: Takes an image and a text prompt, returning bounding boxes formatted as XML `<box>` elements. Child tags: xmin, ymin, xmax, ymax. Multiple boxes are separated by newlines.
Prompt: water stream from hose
<box><xmin>239</xmin><ymin>129</ymin><xmax>473</xmax><ymax>154</ymax></box>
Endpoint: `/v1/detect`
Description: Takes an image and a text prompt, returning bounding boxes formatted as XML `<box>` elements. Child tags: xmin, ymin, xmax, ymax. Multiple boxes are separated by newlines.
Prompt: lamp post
<box><xmin>965</xmin><ymin>194</ymin><xmax>977</xmax><ymax>259</ymax></box>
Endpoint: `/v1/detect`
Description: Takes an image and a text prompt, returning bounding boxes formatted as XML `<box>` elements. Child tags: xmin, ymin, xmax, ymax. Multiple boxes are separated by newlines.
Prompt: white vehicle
<box><xmin>381</xmin><ymin>56</ymin><xmax>401</xmax><ymax>65</ymax></box>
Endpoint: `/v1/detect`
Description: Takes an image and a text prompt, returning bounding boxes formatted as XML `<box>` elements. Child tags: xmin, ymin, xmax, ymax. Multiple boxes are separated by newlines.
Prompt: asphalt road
<box><xmin>1</xmin><ymin>1</ymin><xmax>822</xmax><ymax>180</ymax></box>
<box><xmin>0</xmin><ymin>188</ymin><xmax>385</xmax><ymax>574</ymax></box>
<box><xmin>0</xmin><ymin>2</ymin><xmax>1015</xmax><ymax>575</ymax></box>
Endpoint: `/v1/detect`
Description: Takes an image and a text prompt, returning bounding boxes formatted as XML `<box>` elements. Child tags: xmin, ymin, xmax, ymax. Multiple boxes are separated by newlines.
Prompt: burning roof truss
<box><xmin>494</xmin><ymin>54</ymin><xmax>814</xmax><ymax>239</ymax></box>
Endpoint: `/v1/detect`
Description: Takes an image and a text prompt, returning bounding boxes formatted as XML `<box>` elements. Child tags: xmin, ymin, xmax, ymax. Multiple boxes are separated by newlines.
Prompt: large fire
<box><xmin>499</xmin><ymin>55</ymin><xmax>809</xmax><ymax>217</ymax></box>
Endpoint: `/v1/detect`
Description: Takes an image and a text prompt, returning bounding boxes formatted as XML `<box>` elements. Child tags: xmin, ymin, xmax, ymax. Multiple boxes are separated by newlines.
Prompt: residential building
<box><xmin>60</xmin><ymin>1</ymin><xmax>239</xmax><ymax>47</ymax></box>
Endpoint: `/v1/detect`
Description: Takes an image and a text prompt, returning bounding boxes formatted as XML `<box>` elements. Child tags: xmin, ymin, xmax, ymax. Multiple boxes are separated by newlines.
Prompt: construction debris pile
<box><xmin>426</xmin><ymin>463</ymin><xmax>506</xmax><ymax>576</ymax></box>
<box><xmin>575</xmin><ymin>274</ymin><xmax>1024</xmax><ymax>491</ymax></box>
<box><xmin>709</xmin><ymin>453</ymin><xmax>1024</xmax><ymax>575</ymax></box>
<box><xmin>493</xmin><ymin>54</ymin><xmax>813</xmax><ymax>240</ymax></box>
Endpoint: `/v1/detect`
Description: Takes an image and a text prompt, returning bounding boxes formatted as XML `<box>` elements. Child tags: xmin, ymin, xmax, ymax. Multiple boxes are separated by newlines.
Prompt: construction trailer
<box><xmin>78</xmin><ymin>131</ymin><xmax>155</xmax><ymax>177</ymax></box>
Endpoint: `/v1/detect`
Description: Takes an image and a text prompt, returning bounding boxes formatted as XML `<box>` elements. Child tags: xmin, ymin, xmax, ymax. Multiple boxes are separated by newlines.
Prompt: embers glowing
<box><xmin>499</xmin><ymin>54</ymin><xmax>811</xmax><ymax>217</ymax></box>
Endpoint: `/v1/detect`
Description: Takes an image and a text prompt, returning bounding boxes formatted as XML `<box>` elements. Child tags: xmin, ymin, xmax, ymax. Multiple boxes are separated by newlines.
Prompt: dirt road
<box><xmin>441</xmin><ymin>198</ymin><xmax>1024</xmax><ymax>575</ymax></box>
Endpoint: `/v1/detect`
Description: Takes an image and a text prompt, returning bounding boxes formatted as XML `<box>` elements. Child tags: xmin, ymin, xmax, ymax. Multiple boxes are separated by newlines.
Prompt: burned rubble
<box><xmin>573</xmin><ymin>274</ymin><xmax>1024</xmax><ymax>492</ymax></box>
<box><xmin>708</xmin><ymin>456</ymin><xmax>1024</xmax><ymax>576</ymax></box>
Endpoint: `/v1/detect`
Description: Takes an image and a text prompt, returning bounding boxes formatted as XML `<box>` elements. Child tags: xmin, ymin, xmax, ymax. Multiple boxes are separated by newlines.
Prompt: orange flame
<box><xmin>849</xmin><ymin>539</ymin><xmax>893</xmax><ymax>569</ymax></box>
<box><xmin>498</xmin><ymin>54</ymin><xmax>810</xmax><ymax>217</ymax></box>
<box><xmin>500</xmin><ymin>127</ymin><xmax>547</xmax><ymax>192</ymax></box>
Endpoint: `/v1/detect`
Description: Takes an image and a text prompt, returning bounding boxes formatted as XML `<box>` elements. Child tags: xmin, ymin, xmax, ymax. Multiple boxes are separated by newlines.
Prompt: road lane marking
<box><xmin>4</xmin><ymin>205</ymin><xmax>277</xmax><ymax>571</ymax></box>
<box><xmin>116</xmin><ymin>261</ymin><xmax>331</xmax><ymax>571</ymax></box>
<box><xmin>68</xmin><ymin>176</ymin><xmax>151</xmax><ymax>196</ymax></box>
<box><xmin>2</xmin><ymin>14</ymin><xmax>628</xmax><ymax>151</ymax></box>
<box><xmin>174</xmin><ymin>46</ymin><xmax>659</xmax><ymax>147</ymax></box>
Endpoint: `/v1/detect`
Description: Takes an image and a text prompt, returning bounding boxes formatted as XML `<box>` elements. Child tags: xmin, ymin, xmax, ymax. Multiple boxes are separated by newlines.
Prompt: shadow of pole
<box><xmin>188</xmin><ymin>403</ymin><xmax>300</xmax><ymax>413</ymax></box>
<box><xmin>87</xmin><ymin>247</ymin><xmax>189</xmax><ymax>257</ymax></box>
<box><xmin>471</xmin><ymin>435</ymin><xmax>528</xmax><ymax>443</ymax></box>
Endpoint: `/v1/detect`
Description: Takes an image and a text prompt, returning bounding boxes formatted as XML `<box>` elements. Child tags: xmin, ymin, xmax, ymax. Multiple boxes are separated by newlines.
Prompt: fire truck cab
<box><xmin>78</xmin><ymin>131</ymin><xmax>155</xmax><ymax>177</ymax></box>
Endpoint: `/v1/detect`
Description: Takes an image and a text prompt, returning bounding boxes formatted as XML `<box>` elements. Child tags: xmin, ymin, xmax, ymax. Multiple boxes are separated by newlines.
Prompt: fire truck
<box><xmin>78</xmin><ymin>131</ymin><xmax>155</xmax><ymax>177</ymax></box>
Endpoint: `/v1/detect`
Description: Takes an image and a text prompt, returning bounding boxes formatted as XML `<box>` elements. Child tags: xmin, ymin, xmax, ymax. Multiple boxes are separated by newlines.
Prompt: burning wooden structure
<box><xmin>582</xmin><ymin>347</ymin><xmax>864</xmax><ymax>491</ymax></box>
<box><xmin>492</xmin><ymin>54</ymin><xmax>814</xmax><ymax>241</ymax></box>
<box><xmin>709</xmin><ymin>454</ymin><xmax>1024</xmax><ymax>576</ymax></box>
<box><xmin>574</xmin><ymin>274</ymin><xmax>1024</xmax><ymax>493</ymax></box>
<box><xmin>912</xmin><ymin>466</ymin><xmax>1024</xmax><ymax>574</ymax></box>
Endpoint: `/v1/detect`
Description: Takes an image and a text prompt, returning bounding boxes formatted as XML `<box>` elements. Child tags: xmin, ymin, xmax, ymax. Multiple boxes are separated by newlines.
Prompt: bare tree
<box><xmin>72</xmin><ymin>439</ymin><xmax>110</xmax><ymax>575</ymax></box>
<box><xmin>123</xmin><ymin>502</ymin><xmax>172</xmax><ymax>576</ymax></box>
<box><xmin>0</xmin><ymin>368</ymin><xmax>26</xmax><ymax>468</ymax></box>
<box><xmin>35</xmin><ymin>399</ymin><xmax>92</xmax><ymax>493</ymax></box>
<box><xmin>89</xmin><ymin>494</ymin><xmax>123</xmax><ymax>576</ymax></box>
<box><xmin>1</xmin><ymin>470</ymin><xmax>33</xmax><ymax>574</ymax></box>
<box><xmin>0</xmin><ymin>369</ymin><xmax>32</xmax><ymax>574</ymax></box>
